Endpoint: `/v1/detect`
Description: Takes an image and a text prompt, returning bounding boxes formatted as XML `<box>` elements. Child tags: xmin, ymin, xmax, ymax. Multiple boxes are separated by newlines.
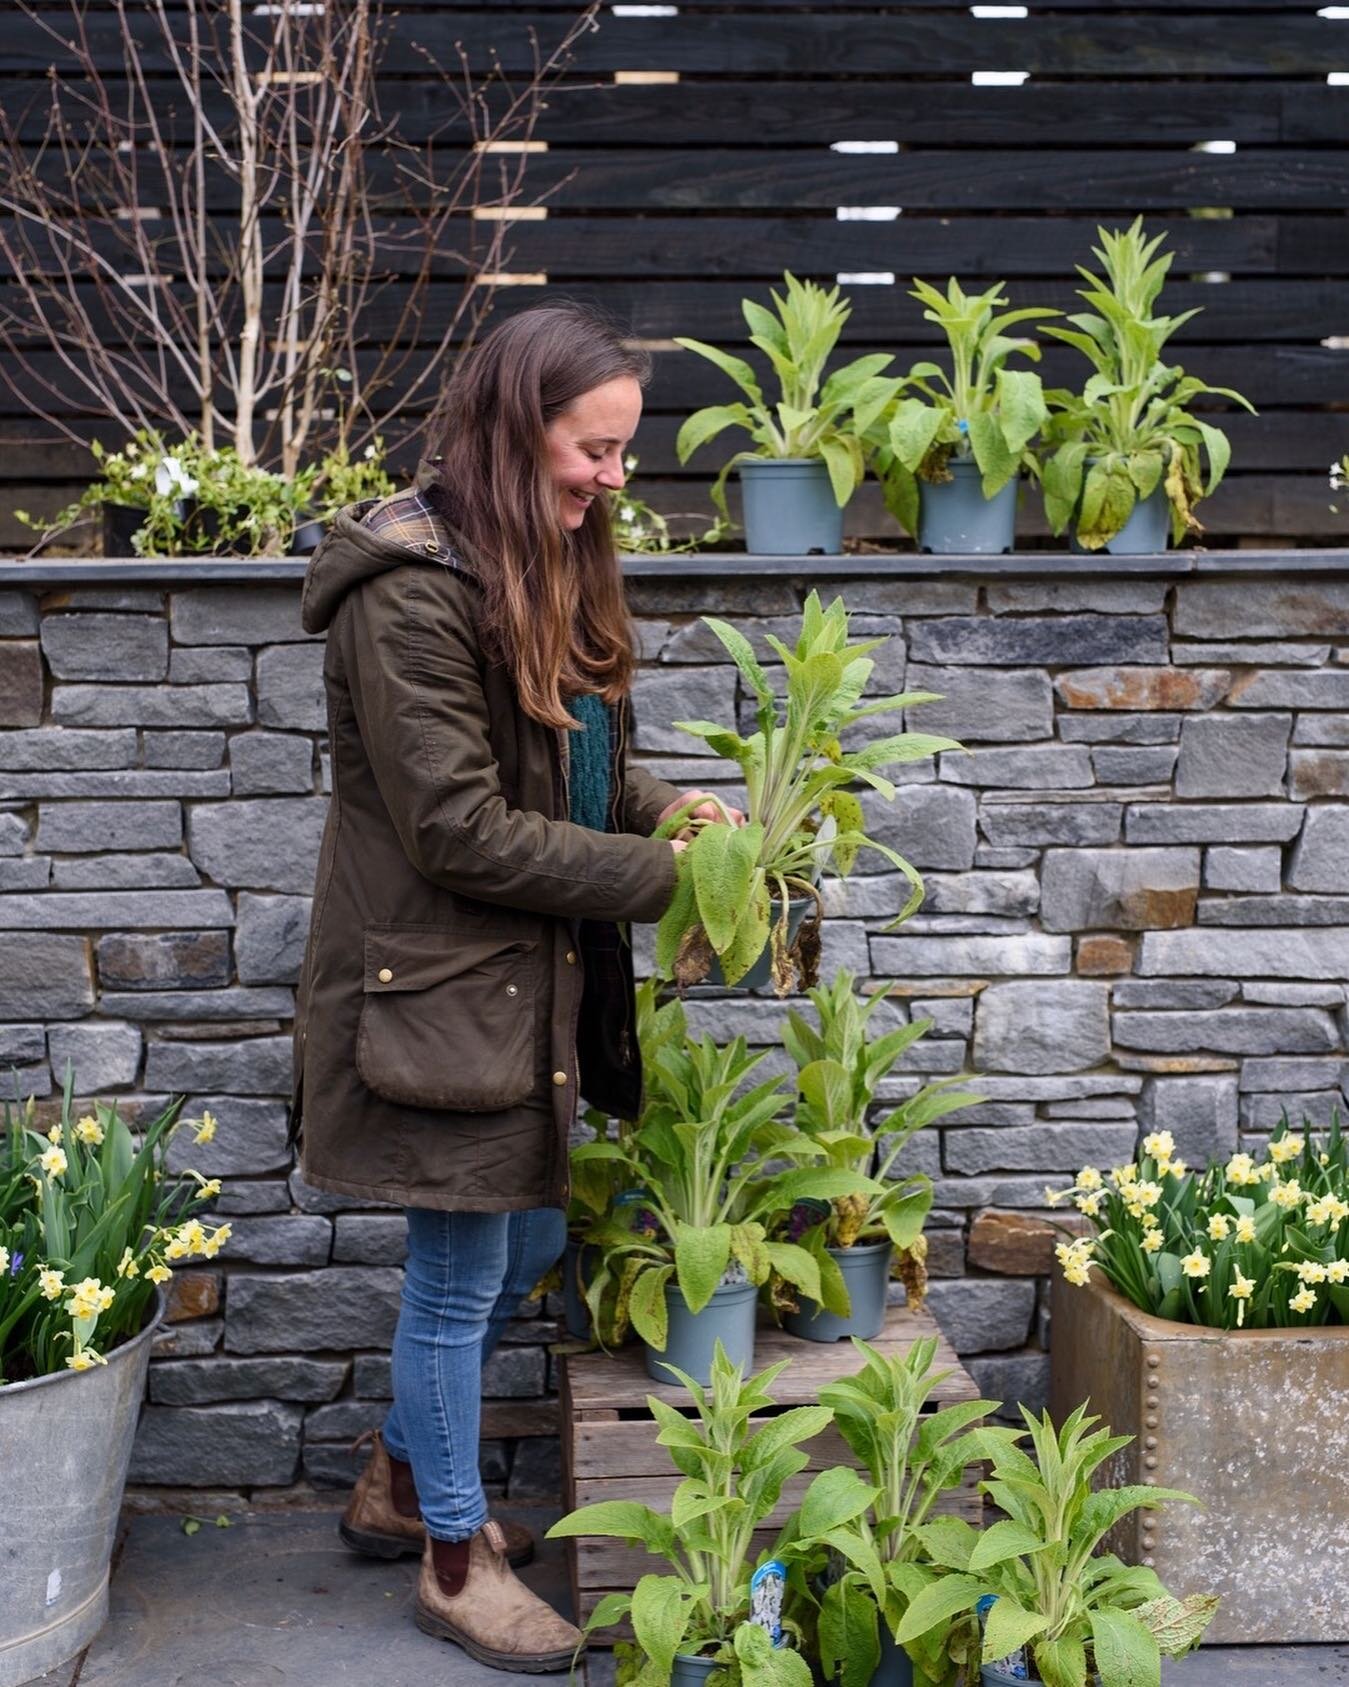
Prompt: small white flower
<box><xmin>363</xmin><ymin>443</ymin><xmax>377</xmax><ymax>459</ymax></box>
<box><xmin>155</xmin><ymin>456</ymin><xmax>198</xmax><ymax>498</ymax></box>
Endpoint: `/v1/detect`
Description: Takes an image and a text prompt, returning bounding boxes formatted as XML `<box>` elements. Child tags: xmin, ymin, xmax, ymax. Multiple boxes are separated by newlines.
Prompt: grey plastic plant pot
<box><xmin>644</xmin><ymin>1279</ymin><xmax>758</xmax><ymax>1386</ymax></box>
<box><xmin>703</xmin><ymin>896</ymin><xmax>814</xmax><ymax>991</ymax></box>
<box><xmin>562</xmin><ymin>1238</ymin><xmax>592</xmax><ymax>1342</ymax></box>
<box><xmin>783</xmin><ymin>1239</ymin><xmax>893</xmax><ymax>1343</ymax></box>
<box><xmin>981</xmin><ymin>1669</ymin><xmax>1101</xmax><ymax>1686</ymax></box>
<box><xmin>0</xmin><ymin>1291</ymin><xmax>164</xmax><ymax>1687</ymax></box>
<box><xmin>1071</xmin><ymin>485</ymin><xmax>1170</xmax><ymax>556</ymax></box>
<box><xmin>918</xmin><ymin>460</ymin><xmax>1017</xmax><ymax>554</ymax></box>
<box><xmin>872</xmin><ymin>1632</ymin><xmax>915</xmax><ymax>1687</ymax></box>
<box><xmin>739</xmin><ymin>458</ymin><xmax>844</xmax><ymax>556</ymax></box>
<box><xmin>672</xmin><ymin>1655</ymin><xmax>722</xmax><ymax>1687</ymax></box>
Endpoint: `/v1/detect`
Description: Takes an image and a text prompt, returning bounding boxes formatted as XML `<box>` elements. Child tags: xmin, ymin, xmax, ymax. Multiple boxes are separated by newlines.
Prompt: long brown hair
<box><xmin>428</xmin><ymin>302</ymin><xmax>651</xmax><ymax>730</ymax></box>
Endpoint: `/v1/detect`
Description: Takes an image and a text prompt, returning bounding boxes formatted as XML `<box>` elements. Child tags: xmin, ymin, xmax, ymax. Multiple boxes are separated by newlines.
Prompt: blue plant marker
<box><xmin>749</xmin><ymin>1560</ymin><xmax>787</xmax><ymax>1643</ymax></box>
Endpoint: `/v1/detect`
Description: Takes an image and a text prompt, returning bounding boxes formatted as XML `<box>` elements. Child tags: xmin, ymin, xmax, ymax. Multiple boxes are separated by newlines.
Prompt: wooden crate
<box><xmin>560</xmin><ymin>1304</ymin><xmax>984</xmax><ymax>1641</ymax></box>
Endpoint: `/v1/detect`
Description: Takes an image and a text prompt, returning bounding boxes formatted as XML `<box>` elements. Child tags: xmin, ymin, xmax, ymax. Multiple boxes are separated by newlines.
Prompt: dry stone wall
<box><xmin>1</xmin><ymin>559</ymin><xmax>1346</xmax><ymax>1499</ymax></box>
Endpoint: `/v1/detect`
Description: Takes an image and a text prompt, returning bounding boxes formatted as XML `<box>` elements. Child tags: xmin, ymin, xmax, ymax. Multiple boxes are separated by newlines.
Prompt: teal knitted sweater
<box><xmin>566</xmin><ymin>692</ymin><xmax>612</xmax><ymax>832</ymax></box>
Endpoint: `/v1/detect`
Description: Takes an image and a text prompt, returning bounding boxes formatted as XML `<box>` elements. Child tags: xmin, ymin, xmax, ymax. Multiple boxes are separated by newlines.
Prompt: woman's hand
<box><xmin>656</xmin><ymin>789</ymin><xmax>747</xmax><ymax>839</ymax></box>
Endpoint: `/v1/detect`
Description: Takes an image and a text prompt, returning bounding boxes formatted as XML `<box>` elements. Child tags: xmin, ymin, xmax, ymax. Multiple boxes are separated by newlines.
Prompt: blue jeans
<box><xmin>381</xmin><ymin>1206</ymin><xmax>566</xmax><ymax>1542</ymax></box>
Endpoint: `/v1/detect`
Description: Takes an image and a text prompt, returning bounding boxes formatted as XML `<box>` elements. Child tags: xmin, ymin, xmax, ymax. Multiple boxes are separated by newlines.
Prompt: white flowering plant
<box><xmin>1046</xmin><ymin>1115</ymin><xmax>1349</xmax><ymax>1331</ymax></box>
<box><xmin>609</xmin><ymin>455</ymin><xmax>730</xmax><ymax>556</ymax></box>
<box><xmin>0</xmin><ymin>1075</ymin><xmax>229</xmax><ymax>1383</ymax></box>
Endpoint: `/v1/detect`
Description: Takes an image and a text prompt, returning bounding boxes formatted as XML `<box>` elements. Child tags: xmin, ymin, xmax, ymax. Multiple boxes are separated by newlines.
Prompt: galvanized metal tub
<box><xmin>0</xmin><ymin>1293</ymin><xmax>162</xmax><ymax>1686</ymax></box>
<box><xmin>1050</xmin><ymin>1272</ymin><xmax>1349</xmax><ymax>1643</ymax></box>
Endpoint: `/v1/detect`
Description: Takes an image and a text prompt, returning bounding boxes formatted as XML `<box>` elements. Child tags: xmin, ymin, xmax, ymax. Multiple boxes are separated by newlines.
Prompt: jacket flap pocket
<box><xmin>363</xmin><ymin>929</ymin><xmax>534</xmax><ymax>994</ymax></box>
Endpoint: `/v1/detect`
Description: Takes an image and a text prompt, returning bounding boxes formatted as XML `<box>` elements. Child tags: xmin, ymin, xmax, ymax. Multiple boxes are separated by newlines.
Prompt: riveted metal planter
<box><xmin>0</xmin><ymin>1292</ymin><xmax>163</xmax><ymax>1687</ymax></box>
<box><xmin>1050</xmin><ymin>1273</ymin><xmax>1349</xmax><ymax>1643</ymax></box>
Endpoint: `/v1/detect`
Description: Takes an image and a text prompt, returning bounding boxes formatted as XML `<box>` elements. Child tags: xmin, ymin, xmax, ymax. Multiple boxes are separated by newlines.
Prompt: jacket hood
<box><xmin>300</xmin><ymin>461</ymin><xmax>464</xmax><ymax>634</ymax></box>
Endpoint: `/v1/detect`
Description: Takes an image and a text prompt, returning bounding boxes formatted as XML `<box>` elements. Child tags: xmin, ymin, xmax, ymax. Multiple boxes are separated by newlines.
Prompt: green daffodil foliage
<box><xmin>675</xmin><ymin>272</ymin><xmax>903</xmax><ymax>520</ymax></box>
<box><xmin>1047</xmin><ymin>1114</ymin><xmax>1349</xmax><ymax>1330</ymax></box>
<box><xmin>548</xmin><ymin>1343</ymin><xmax>825</xmax><ymax>1687</ymax></box>
<box><xmin>568</xmin><ymin>1031</ymin><xmax>878</xmax><ymax>1356</ymax></box>
<box><xmin>892</xmin><ymin>1404</ymin><xmax>1217</xmax><ymax>1687</ymax></box>
<box><xmin>777</xmin><ymin>972</ymin><xmax>980</xmax><ymax>1317</ymax></box>
<box><xmin>777</xmin><ymin>1336</ymin><xmax>1016</xmax><ymax>1687</ymax></box>
<box><xmin>1038</xmin><ymin>218</ymin><xmax>1255</xmax><ymax>550</ymax></box>
<box><xmin>870</xmin><ymin>277</ymin><xmax>1058</xmax><ymax>538</ymax></box>
<box><xmin>653</xmin><ymin>592</ymin><xmax>961</xmax><ymax>994</ymax></box>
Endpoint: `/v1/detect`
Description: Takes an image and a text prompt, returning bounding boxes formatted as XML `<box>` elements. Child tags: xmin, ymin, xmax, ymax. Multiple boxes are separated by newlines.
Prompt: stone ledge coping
<box><xmin>1</xmin><ymin>549</ymin><xmax>1348</xmax><ymax>586</ymax></box>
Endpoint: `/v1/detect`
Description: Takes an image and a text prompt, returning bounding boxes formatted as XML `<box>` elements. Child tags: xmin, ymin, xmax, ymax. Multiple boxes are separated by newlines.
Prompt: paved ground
<box><xmin>22</xmin><ymin>1509</ymin><xmax>1349</xmax><ymax>1687</ymax></box>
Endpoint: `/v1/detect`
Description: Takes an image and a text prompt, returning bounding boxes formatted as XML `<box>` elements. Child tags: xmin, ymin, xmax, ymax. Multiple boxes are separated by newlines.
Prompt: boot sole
<box><xmin>414</xmin><ymin>1602</ymin><xmax>579</xmax><ymax>1674</ymax></box>
<box><xmin>339</xmin><ymin>1519</ymin><xmax>534</xmax><ymax>1570</ymax></box>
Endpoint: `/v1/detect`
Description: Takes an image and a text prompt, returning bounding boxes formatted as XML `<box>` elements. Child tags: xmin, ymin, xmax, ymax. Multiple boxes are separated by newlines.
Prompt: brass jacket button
<box><xmin>377</xmin><ymin>967</ymin><xmax>393</xmax><ymax>983</ymax></box>
<box><xmin>565</xmin><ymin>950</ymin><xmax>577</xmax><ymax>964</ymax></box>
<box><xmin>552</xmin><ymin>1070</ymin><xmax>568</xmax><ymax>1086</ymax></box>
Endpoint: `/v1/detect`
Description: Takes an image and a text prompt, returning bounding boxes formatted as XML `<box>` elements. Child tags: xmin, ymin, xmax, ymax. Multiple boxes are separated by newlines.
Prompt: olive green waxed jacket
<box><xmin>289</xmin><ymin>485</ymin><xmax>680</xmax><ymax>1211</ymax></box>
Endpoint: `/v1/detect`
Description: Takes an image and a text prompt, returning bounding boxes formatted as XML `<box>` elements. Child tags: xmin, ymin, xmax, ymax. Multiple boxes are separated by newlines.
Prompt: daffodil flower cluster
<box><xmin>0</xmin><ymin>1089</ymin><xmax>229</xmax><ymax>1385</ymax></box>
<box><xmin>1045</xmin><ymin>1116</ymin><xmax>1349</xmax><ymax>1331</ymax></box>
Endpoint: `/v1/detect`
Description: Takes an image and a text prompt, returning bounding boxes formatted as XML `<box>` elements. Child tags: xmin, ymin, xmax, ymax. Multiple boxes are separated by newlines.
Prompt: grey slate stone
<box><xmin>985</xmin><ymin>581</ymin><xmax>1167</xmax><ymax>615</ymax></box>
<box><xmin>1229</xmin><ymin>671</ymin><xmax>1349</xmax><ymax>709</ymax></box>
<box><xmin>128</xmin><ymin>1401</ymin><xmax>303</xmax><ymax>1486</ymax></box>
<box><xmin>1113</xmin><ymin>1008</ymin><xmax>1339</xmax><ymax>1055</ymax></box>
<box><xmin>353</xmin><ymin>1355</ymin><xmax>394</xmax><ymax>1397</ymax></box>
<box><xmin>924</xmin><ymin>1278</ymin><xmax>1036</xmax><ymax>1354</ymax></box>
<box><xmin>483</xmin><ymin>1345</ymin><xmax>547</xmax><ymax>1397</ymax></box>
<box><xmin>212</xmin><ymin>1179</ymin><xmax>293</xmax><ymax>1215</ymax></box>
<box><xmin>40</xmin><ymin>612</ymin><xmax>168</xmax><ymax>681</ymax></box>
<box><xmin>230</xmin><ymin>732</ymin><xmax>315</xmax><ymax>795</ymax></box>
<box><xmin>508</xmin><ymin>1437</ymin><xmax>563</xmax><ymax>1501</ymax></box>
<box><xmin>96</xmin><ymin>930</ymin><xmax>230</xmax><ymax>989</ymax></box>
<box><xmin>1292</xmin><ymin>714</ymin><xmax>1349</xmax><ymax>746</ymax></box>
<box><xmin>37</xmin><ymin>799</ymin><xmax>182</xmax><ymax>853</ymax></box>
<box><xmin>938</xmin><ymin>745</ymin><xmax>1093</xmax><ymax>789</ymax></box>
<box><xmin>47</xmin><ymin>1020</ymin><xmax>143</xmax><ymax>1089</ymax></box>
<box><xmin>974</xmin><ymin>847</ymin><xmax>1040</xmax><ymax>869</ymax></box>
<box><xmin>0</xmin><ymin>641</ymin><xmax>44</xmax><ymax>727</ymax></box>
<box><xmin>1174</xmin><ymin>713</ymin><xmax>1291</xmax><ymax>798</ymax></box>
<box><xmin>143</xmin><ymin>731</ymin><xmax>226</xmax><ymax>770</ymax></box>
<box><xmin>1197</xmin><ymin>895</ymin><xmax>1349</xmax><ymax>926</ymax></box>
<box><xmin>0</xmin><ymin>933</ymin><xmax>93</xmax><ymax>1018</ymax></box>
<box><xmin>1112</xmin><ymin>980</ymin><xmax>1239</xmax><ymax>1010</ymax></box>
<box><xmin>930</xmin><ymin>1176</ymin><xmax>1057</xmax><ymax>1209</ymax></box>
<box><xmin>0</xmin><ymin>889</ymin><xmax>232</xmax><ymax>929</ymax></box>
<box><xmin>0</xmin><ymin>769</ymin><xmax>231</xmax><ymax>799</ymax></box>
<box><xmin>236</xmin><ymin>893</ymin><xmax>314</xmax><ymax>984</ymax></box>
<box><xmin>1240</xmin><ymin>1091</ymin><xmax>1345</xmax><ymax>1132</ymax></box>
<box><xmin>1241</xmin><ymin>983</ymin><xmax>1344</xmax><ymax>1007</ymax></box>
<box><xmin>59</xmin><ymin>587</ymin><xmax>164</xmax><ymax>610</ymax></box>
<box><xmin>145</xmin><ymin>1036</ymin><xmax>294</xmax><ymax>1095</ymax></box>
<box><xmin>944</xmin><ymin>1121</ymin><xmax>1136</xmax><ymax>1174</ymax></box>
<box><xmin>169</xmin><ymin>645</ymin><xmax>253</xmax><ymax>684</ymax></box>
<box><xmin>0</xmin><ymin>728</ymin><xmax>137</xmax><ymax>770</ymax></box>
<box><xmin>152</xmin><ymin>1317</ymin><xmax>224</xmax><ymax>1359</ymax></box>
<box><xmin>632</xmin><ymin>666</ymin><xmax>738</xmax><ymax>754</ymax></box>
<box><xmin>1090</xmin><ymin>746</ymin><xmax>1179</xmax><ymax>785</ymax></box>
<box><xmin>1290</xmin><ymin>749</ymin><xmax>1349</xmax><ymax>799</ymax></box>
<box><xmin>1238</xmin><ymin>1056</ymin><xmax>1346</xmax><ymax>1092</ymax></box>
<box><xmin>256</xmin><ymin>644</ymin><xmax>327</xmax><ymax>732</ymax></box>
<box><xmin>1205</xmin><ymin>846</ymin><xmax>1282</xmax><ymax>893</ymax></box>
<box><xmin>289</xmin><ymin>1172</ymin><xmax>393</xmax><ymax>1214</ymax></box>
<box><xmin>1137</xmin><ymin>1075</ymin><xmax>1239</xmax><ymax>1163</ymax></box>
<box><xmin>0</xmin><ymin>812</ymin><xmax>29</xmax><ymax>854</ymax></box>
<box><xmin>872</xmin><ymin>932</ymin><xmax>1071</xmax><ymax>978</ymax></box>
<box><xmin>1125</xmin><ymin>803</ymin><xmax>1302</xmax><ymax>844</ymax></box>
<box><xmin>1059</xmin><ymin>714</ymin><xmax>1182</xmax><ymax>744</ymax></box>
<box><xmin>908</xmin><ymin>615</ymin><xmax>1166</xmax><ymax>666</ymax></box>
<box><xmin>1174</xmin><ymin>640</ymin><xmax>1331</xmax><ymax>667</ymax></box>
<box><xmin>166</xmin><ymin>1096</ymin><xmax>292</xmax><ymax>1177</ymax></box>
<box><xmin>216</xmin><ymin>1215</ymin><xmax>333</xmax><ymax>1266</ymax></box>
<box><xmin>1141</xmin><ymin>926</ymin><xmax>1349</xmax><ymax>980</ymax></box>
<box><xmin>303</xmin><ymin>1400</ymin><xmax>390</xmax><ymax>1442</ymax></box>
<box><xmin>0</xmin><ymin>856</ymin><xmax>50</xmax><ymax>889</ymax></box>
<box><xmin>170</xmin><ymin>585</ymin><xmax>319</xmax><ymax>645</ymax></box>
<box><xmin>902</xmin><ymin>664</ymin><xmax>1053</xmax><ymax>743</ymax></box>
<box><xmin>0</xmin><ymin>588</ymin><xmax>39</xmax><ymax>634</ymax></box>
<box><xmin>973</xmin><ymin>980</ymin><xmax>1110</xmax><ymax>1074</ymax></box>
<box><xmin>187</xmin><ymin>798</ymin><xmax>327</xmax><ymax>893</ymax></box>
<box><xmin>332</xmin><ymin>1214</ymin><xmax>409</xmax><ymax>1265</ymax></box>
<box><xmin>51</xmin><ymin>852</ymin><xmax>202</xmax><ymax>889</ymax></box>
<box><xmin>225</xmin><ymin>1267</ymin><xmax>403</xmax><ymax>1353</ymax></box>
<box><xmin>0</xmin><ymin>1023</ymin><xmax>45</xmax><ymax>1063</ymax></box>
<box><xmin>864</xmin><ymin>783</ymin><xmax>977</xmax><ymax>870</ymax></box>
<box><xmin>149</xmin><ymin>1357</ymin><xmax>348</xmax><ymax>1405</ymax></box>
<box><xmin>965</xmin><ymin>1353</ymin><xmax>1050</xmax><ymax>1421</ymax></box>
<box><xmin>1288</xmin><ymin>807</ymin><xmax>1349</xmax><ymax>892</ymax></box>
<box><xmin>1040</xmin><ymin>846</ymin><xmax>1199</xmax><ymax>933</ymax></box>
<box><xmin>909</xmin><ymin>996</ymin><xmax>974</xmax><ymax>1038</ymax></box>
<box><xmin>52</xmin><ymin>684</ymin><xmax>253</xmax><ymax>728</ymax></box>
<box><xmin>1173</xmin><ymin>580</ymin><xmax>1349</xmax><ymax>638</ymax></box>
<box><xmin>934</xmin><ymin>1073</ymin><xmax>1142</xmax><ymax>1100</ymax></box>
<box><xmin>1043</xmin><ymin>1097</ymin><xmax>1137</xmax><ymax>1118</ymax></box>
<box><xmin>101</xmin><ymin>986</ymin><xmax>295</xmax><ymax>1021</ymax></box>
<box><xmin>979</xmin><ymin>802</ymin><xmax>1121</xmax><ymax>847</ymax></box>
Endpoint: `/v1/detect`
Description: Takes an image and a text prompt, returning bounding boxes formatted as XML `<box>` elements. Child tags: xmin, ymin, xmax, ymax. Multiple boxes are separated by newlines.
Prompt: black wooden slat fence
<box><xmin>2</xmin><ymin>0</ymin><xmax>1346</xmax><ymax>550</ymax></box>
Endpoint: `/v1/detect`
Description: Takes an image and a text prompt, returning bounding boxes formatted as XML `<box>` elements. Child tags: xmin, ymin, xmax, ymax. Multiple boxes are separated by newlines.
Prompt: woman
<box><xmin>289</xmin><ymin>303</ymin><xmax>732</xmax><ymax>1671</ymax></box>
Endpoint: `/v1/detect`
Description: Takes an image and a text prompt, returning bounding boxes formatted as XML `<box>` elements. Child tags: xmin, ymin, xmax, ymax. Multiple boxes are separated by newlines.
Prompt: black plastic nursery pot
<box><xmin>918</xmin><ymin>460</ymin><xmax>1017</xmax><ymax>554</ymax></box>
<box><xmin>873</xmin><ymin>1632</ymin><xmax>914</xmax><ymax>1687</ymax></box>
<box><xmin>101</xmin><ymin>502</ymin><xmax>149</xmax><ymax>556</ymax></box>
<box><xmin>643</xmin><ymin>1279</ymin><xmax>757</xmax><ymax>1386</ymax></box>
<box><xmin>739</xmin><ymin>458</ymin><xmax>844</xmax><ymax>556</ymax></box>
<box><xmin>783</xmin><ymin>1239</ymin><xmax>892</xmax><ymax>1343</ymax></box>
<box><xmin>562</xmin><ymin>1238</ymin><xmax>592</xmax><ymax>1342</ymax></box>
<box><xmin>290</xmin><ymin>513</ymin><xmax>327</xmax><ymax>555</ymax></box>
<box><xmin>702</xmin><ymin>896</ymin><xmax>815</xmax><ymax>991</ymax></box>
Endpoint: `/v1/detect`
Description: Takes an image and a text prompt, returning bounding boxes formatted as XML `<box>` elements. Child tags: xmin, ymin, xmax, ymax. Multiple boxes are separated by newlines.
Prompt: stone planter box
<box><xmin>1050</xmin><ymin>1272</ymin><xmax>1349</xmax><ymax>1643</ymax></box>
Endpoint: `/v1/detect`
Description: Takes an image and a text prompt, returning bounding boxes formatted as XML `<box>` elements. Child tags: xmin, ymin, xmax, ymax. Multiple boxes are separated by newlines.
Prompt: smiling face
<box><xmin>544</xmin><ymin>374</ymin><xmax>643</xmax><ymax>532</ymax></box>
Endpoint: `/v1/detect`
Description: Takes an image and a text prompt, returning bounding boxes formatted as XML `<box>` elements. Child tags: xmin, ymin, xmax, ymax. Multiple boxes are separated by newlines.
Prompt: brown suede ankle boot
<box><xmin>414</xmin><ymin>1522</ymin><xmax>583</xmax><ymax>1674</ymax></box>
<box><xmin>338</xmin><ymin>1429</ymin><xmax>537</xmax><ymax>1567</ymax></box>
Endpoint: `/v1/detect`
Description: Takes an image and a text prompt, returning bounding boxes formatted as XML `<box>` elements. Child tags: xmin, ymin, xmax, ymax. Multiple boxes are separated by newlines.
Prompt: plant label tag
<box><xmin>749</xmin><ymin>1559</ymin><xmax>786</xmax><ymax>1642</ymax></box>
<box><xmin>45</xmin><ymin>1568</ymin><xmax>62</xmax><ymax>1606</ymax></box>
<box><xmin>977</xmin><ymin>1595</ymin><xmax>1028</xmax><ymax>1679</ymax></box>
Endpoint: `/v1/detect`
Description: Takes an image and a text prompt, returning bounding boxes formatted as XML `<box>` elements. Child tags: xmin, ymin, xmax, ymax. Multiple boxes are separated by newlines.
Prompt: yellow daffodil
<box><xmin>1228</xmin><ymin>1268</ymin><xmax>1255</xmax><ymax>1326</ymax></box>
<box><xmin>63</xmin><ymin>1276</ymin><xmax>114</xmax><ymax>1320</ymax></box>
<box><xmin>1140</xmin><ymin>1210</ymin><xmax>1161</xmax><ymax>1230</ymax></box>
<box><xmin>194</xmin><ymin>1109</ymin><xmax>217</xmax><ymax>1145</ymax></box>
<box><xmin>1181</xmin><ymin>1249</ymin><xmax>1211</xmax><ymax>1280</ymax></box>
<box><xmin>39</xmin><ymin>1145</ymin><xmax>68</xmax><ymax>1179</ymax></box>
<box><xmin>1055</xmin><ymin>1237</ymin><xmax>1096</xmax><ymax>1286</ymax></box>
<box><xmin>1327</xmin><ymin>1260</ymin><xmax>1349</xmax><ymax>1284</ymax></box>
<box><xmin>1077</xmin><ymin>1166</ymin><xmax>1103</xmax><ymax>1191</ymax></box>
<box><xmin>1289</xmin><ymin>1285</ymin><xmax>1318</xmax><ymax>1314</ymax></box>
<box><xmin>1141</xmin><ymin>1229</ymin><xmax>1164</xmax><ymax>1254</ymax></box>
<box><xmin>1043</xmin><ymin>1185</ymin><xmax>1071</xmax><ymax>1208</ymax></box>
<box><xmin>1142</xmin><ymin>1130</ymin><xmax>1175</xmax><ymax>1161</ymax></box>
<box><xmin>1295</xmin><ymin>1261</ymin><xmax>1328</xmax><ymax>1284</ymax></box>
<box><xmin>1269</xmin><ymin>1135</ymin><xmax>1304</xmax><ymax>1165</ymax></box>
<box><xmin>1271</xmin><ymin>1180</ymin><xmax>1304</xmax><ymax>1211</ymax></box>
<box><xmin>0</xmin><ymin>1246</ymin><xmax>8</xmax><ymax>1274</ymax></box>
<box><xmin>1133</xmin><ymin>1181</ymin><xmax>1163</xmax><ymax>1210</ymax></box>
<box><xmin>38</xmin><ymin>1267</ymin><xmax>65</xmax><ymax>1300</ymax></box>
<box><xmin>1168</xmin><ymin>1157</ymin><xmax>1187</xmax><ymax>1178</ymax></box>
<box><xmin>1112</xmin><ymin>1164</ymin><xmax>1139</xmax><ymax>1188</ymax></box>
<box><xmin>1075</xmin><ymin>1192</ymin><xmax>1102</xmax><ymax>1217</ymax></box>
<box><xmin>116</xmin><ymin>1246</ymin><xmax>139</xmax><ymax>1279</ymax></box>
<box><xmin>146</xmin><ymin>1263</ymin><xmax>172</xmax><ymax>1284</ymax></box>
<box><xmin>1225</xmin><ymin>1152</ymin><xmax>1258</xmax><ymax>1188</ymax></box>
<box><xmin>1235</xmin><ymin>1215</ymin><xmax>1258</xmax><ymax>1245</ymax></box>
<box><xmin>74</xmin><ymin>1114</ymin><xmax>104</xmax><ymax>1146</ymax></box>
<box><xmin>1207</xmin><ymin>1214</ymin><xmax>1231</xmax><ymax>1241</ymax></box>
<box><xmin>196</xmin><ymin>1177</ymin><xmax>222</xmax><ymax>1200</ymax></box>
<box><xmin>200</xmin><ymin>1223</ymin><xmax>232</xmax><ymax>1259</ymax></box>
<box><xmin>1258</xmin><ymin>1162</ymin><xmax>1278</xmax><ymax>1183</ymax></box>
<box><xmin>65</xmin><ymin>1349</ymin><xmax>107</xmax><ymax>1372</ymax></box>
